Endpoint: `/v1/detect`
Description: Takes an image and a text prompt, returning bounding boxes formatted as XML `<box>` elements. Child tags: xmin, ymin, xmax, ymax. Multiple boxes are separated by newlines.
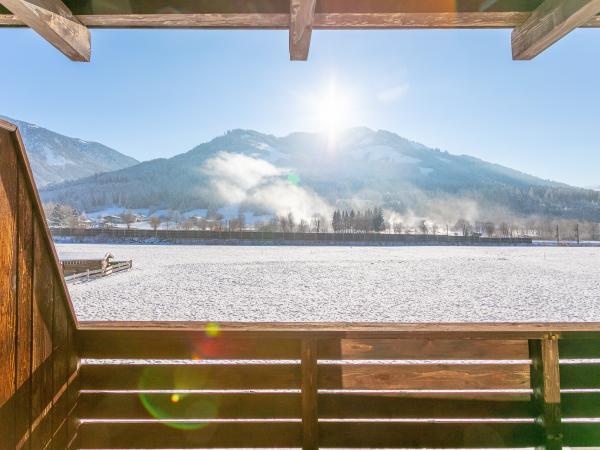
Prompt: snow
<box><xmin>43</xmin><ymin>147</ymin><xmax>70</xmax><ymax>166</ymax></box>
<box><xmin>349</xmin><ymin>145</ymin><xmax>420</xmax><ymax>164</ymax></box>
<box><xmin>57</xmin><ymin>244</ymin><xmax>600</xmax><ymax>323</ymax></box>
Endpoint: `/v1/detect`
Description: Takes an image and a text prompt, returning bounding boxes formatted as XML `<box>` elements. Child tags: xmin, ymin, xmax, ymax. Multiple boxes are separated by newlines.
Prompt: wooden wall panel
<box><xmin>31</xmin><ymin>220</ymin><xmax>54</xmax><ymax>449</ymax></box>
<box><xmin>0</xmin><ymin>120</ymin><xmax>80</xmax><ymax>450</ymax></box>
<box><xmin>0</xmin><ymin>126</ymin><xmax>18</xmax><ymax>450</ymax></box>
<box><xmin>14</xmin><ymin>160</ymin><xmax>33</xmax><ymax>450</ymax></box>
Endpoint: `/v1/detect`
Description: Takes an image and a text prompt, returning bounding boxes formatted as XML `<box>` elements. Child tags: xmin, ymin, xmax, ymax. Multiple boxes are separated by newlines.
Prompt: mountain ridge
<box><xmin>0</xmin><ymin>115</ymin><xmax>139</xmax><ymax>187</ymax></box>
<box><xmin>38</xmin><ymin>126</ymin><xmax>600</xmax><ymax>223</ymax></box>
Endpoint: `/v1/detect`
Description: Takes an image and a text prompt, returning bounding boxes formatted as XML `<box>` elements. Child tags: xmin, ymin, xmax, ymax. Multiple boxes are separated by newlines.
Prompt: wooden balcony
<box><xmin>3</xmin><ymin>119</ymin><xmax>600</xmax><ymax>449</ymax></box>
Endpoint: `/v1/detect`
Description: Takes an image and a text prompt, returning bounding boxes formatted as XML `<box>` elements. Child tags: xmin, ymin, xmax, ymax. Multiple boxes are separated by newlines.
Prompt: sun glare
<box><xmin>314</xmin><ymin>78</ymin><xmax>352</xmax><ymax>142</ymax></box>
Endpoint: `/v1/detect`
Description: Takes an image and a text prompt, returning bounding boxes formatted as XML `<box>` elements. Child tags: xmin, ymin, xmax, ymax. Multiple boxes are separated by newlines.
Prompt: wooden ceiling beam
<box><xmin>0</xmin><ymin>0</ymin><xmax>90</xmax><ymax>61</ymax></box>
<box><xmin>1</xmin><ymin>10</ymin><xmax>599</xmax><ymax>30</ymax></box>
<box><xmin>289</xmin><ymin>0</ymin><xmax>316</xmax><ymax>60</ymax></box>
<box><xmin>512</xmin><ymin>0</ymin><xmax>600</xmax><ymax>59</ymax></box>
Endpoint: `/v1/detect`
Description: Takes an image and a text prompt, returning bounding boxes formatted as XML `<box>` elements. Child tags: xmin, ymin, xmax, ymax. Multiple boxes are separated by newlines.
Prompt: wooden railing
<box><xmin>3</xmin><ymin>118</ymin><xmax>600</xmax><ymax>449</ymax></box>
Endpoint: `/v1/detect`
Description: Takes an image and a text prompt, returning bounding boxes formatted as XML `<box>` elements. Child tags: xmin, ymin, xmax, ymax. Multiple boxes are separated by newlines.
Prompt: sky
<box><xmin>0</xmin><ymin>27</ymin><xmax>599</xmax><ymax>187</ymax></box>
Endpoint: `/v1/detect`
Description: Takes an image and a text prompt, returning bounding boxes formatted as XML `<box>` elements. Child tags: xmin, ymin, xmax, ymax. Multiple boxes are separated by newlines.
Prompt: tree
<box><xmin>298</xmin><ymin>219</ymin><xmax>309</xmax><ymax>232</ymax></box>
<box><xmin>455</xmin><ymin>219</ymin><xmax>471</xmax><ymax>237</ymax></box>
<box><xmin>332</xmin><ymin>210</ymin><xmax>341</xmax><ymax>232</ymax></box>
<box><xmin>311</xmin><ymin>213</ymin><xmax>323</xmax><ymax>233</ymax></box>
<box><xmin>120</xmin><ymin>210</ymin><xmax>136</xmax><ymax>229</ymax></box>
<box><xmin>149</xmin><ymin>216</ymin><xmax>161</xmax><ymax>232</ymax></box>
<box><xmin>484</xmin><ymin>222</ymin><xmax>496</xmax><ymax>237</ymax></box>
<box><xmin>287</xmin><ymin>212</ymin><xmax>296</xmax><ymax>232</ymax></box>
<box><xmin>419</xmin><ymin>220</ymin><xmax>428</xmax><ymax>235</ymax></box>
<box><xmin>393</xmin><ymin>221</ymin><xmax>403</xmax><ymax>234</ymax></box>
<box><xmin>373</xmin><ymin>208</ymin><xmax>385</xmax><ymax>232</ymax></box>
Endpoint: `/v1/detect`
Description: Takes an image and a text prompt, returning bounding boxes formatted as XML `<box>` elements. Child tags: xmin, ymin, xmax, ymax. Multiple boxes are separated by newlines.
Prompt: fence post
<box><xmin>86</xmin><ymin>269</ymin><xmax>90</xmax><ymax>282</ymax></box>
<box><xmin>301</xmin><ymin>338</ymin><xmax>318</xmax><ymax>450</ymax></box>
<box><xmin>529</xmin><ymin>334</ymin><xmax>562</xmax><ymax>450</ymax></box>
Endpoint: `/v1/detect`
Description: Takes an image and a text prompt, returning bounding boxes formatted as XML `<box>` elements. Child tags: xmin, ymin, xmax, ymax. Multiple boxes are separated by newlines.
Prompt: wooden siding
<box><xmin>0</xmin><ymin>120</ymin><xmax>79</xmax><ymax>450</ymax></box>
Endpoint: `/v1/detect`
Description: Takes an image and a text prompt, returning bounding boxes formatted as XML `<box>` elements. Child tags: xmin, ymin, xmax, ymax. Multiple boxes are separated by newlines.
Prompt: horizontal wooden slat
<box><xmin>79</xmin><ymin>421</ymin><xmax>302</xmax><ymax>448</ymax></box>
<box><xmin>318</xmin><ymin>338</ymin><xmax>529</xmax><ymax>360</ymax></box>
<box><xmin>79</xmin><ymin>392</ymin><xmax>300</xmax><ymax>419</ymax></box>
<box><xmin>319</xmin><ymin>392</ymin><xmax>534</xmax><ymax>418</ymax></box>
<box><xmin>560</xmin><ymin>364</ymin><xmax>600</xmax><ymax>389</ymax></box>
<box><xmin>560</xmin><ymin>338</ymin><xmax>600</xmax><ymax>358</ymax></box>
<box><xmin>563</xmin><ymin>422</ymin><xmax>600</xmax><ymax>446</ymax></box>
<box><xmin>2</xmin><ymin>10</ymin><xmax>600</xmax><ymax>29</ymax></box>
<box><xmin>562</xmin><ymin>392</ymin><xmax>600</xmax><ymax>417</ymax></box>
<box><xmin>76</xmin><ymin>321</ymin><xmax>600</xmax><ymax>340</ymax></box>
<box><xmin>319</xmin><ymin>364</ymin><xmax>531</xmax><ymax>390</ymax></box>
<box><xmin>319</xmin><ymin>421</ymin><xmax>541</xmax><ymax>447</ymax></box>
<box><xmin>81</xmin><ymin>364</ymin><xmax>301</xmax><ymax>390</ymax></box>
<box><xmin>78</xmin><ymin>330</ymin><xmax>301</xmax><ymax>359</ymax></box>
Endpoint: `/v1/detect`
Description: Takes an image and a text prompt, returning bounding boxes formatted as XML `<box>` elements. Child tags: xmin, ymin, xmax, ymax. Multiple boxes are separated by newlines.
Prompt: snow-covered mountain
<box><xmin>40</xmin><ymin>127</ymin><xmax>600</xmax><ymax>222</ymax></box>
<box><xmin>1</xmin><ymin>116</ymin><xmax>138</xmax><ymax>187</ymax></box>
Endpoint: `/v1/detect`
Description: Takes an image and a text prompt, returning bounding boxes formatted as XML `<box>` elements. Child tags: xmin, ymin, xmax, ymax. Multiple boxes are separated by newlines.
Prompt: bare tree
<box><xmin>149</xmin><ymin>216</ymin><xmax>161</xmax><ymax>232</ymax></box>
<box><xmin>120</xmin><ymin>210</ymin><xmax>136</xmax><ymax>229</ymax></box>
<box><xmin>484</xmin><ymin>222</ymin><xmax>496</xmax><ymax>237</ymax></box>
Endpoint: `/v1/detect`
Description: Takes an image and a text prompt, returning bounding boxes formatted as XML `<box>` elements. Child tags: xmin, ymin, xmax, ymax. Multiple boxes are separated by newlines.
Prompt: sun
<box><xmin>315</xmin><ymin>78</ymin><xmax>352</xmax><ymax>140</ymax></box>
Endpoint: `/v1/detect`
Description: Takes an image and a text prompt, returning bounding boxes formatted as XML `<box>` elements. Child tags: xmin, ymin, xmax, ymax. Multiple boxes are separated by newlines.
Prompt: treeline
<box><xmin>331</xmin><ymin>208</ymin><xmax>385</xmax><ymax>233</ymax></box>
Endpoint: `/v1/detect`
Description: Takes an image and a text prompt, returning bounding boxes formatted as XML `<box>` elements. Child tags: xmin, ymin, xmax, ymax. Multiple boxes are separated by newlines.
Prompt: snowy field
<box><xmin>56</xmin><ymin>244</ymin><xmax>600</xmax><ymax>323</ymax></box>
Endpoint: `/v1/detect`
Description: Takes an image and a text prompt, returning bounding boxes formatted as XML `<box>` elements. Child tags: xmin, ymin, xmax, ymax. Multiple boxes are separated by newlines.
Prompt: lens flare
<box><xmin>138</xmin><ymin>366</ymin><xmax>220</xmax><ymax>430</ymax></box>
<box><xmin>287</xmin><ymin>173</ymin><xmax>301</xmax><ymax>185</ymax></box>
<box><xmin>205</xmin><ymin>322</ymin><xmax>220</xmax><ymax>337</ymax></box>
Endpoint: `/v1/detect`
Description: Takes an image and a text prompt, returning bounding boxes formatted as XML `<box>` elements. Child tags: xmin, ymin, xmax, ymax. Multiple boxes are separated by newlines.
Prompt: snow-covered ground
<box><xmin>56</xmin><ymin>244</ymin><xmax>600</xmax><ymax>323</ymax></box>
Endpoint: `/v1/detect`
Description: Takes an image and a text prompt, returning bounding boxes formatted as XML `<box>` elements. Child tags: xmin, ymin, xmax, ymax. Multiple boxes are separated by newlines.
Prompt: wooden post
<box><xmin>529</xmin><ymin>334</ymin><xmax>562</xmax><ymax>450</ymax></box>
<box><xmin>301</xmin><ymin>338</ymin><xmax>318</xmax><ymax>450</ymax></box>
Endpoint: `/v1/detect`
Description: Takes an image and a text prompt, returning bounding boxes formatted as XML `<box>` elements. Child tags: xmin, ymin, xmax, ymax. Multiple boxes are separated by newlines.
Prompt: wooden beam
<box><xmin>290</xmin><ymin>0</ymin><xmax>316</xmax><ymax>60</ymax></box>
<box><xmin>301</xmin><ymin>338</ymin><xmax>318</xmax><ymax>450</ymax></box>
<box><xmin>1</xmin><ymin>11</ymin><xmax>600</xmax><ymax>29</ymax></box>
<box><xmin>0</xmin><ymin>0</ymin><xmax>90</xmax><ymax>61</ymax></box>
<box><xmin>529</xmin><ymin>335</ymin><xmax>562</xmax><ymax>450</ymax></box>
<box><xmin>512</xmin><ymin>0</ymin><xmax>600</xmax><ymax>60</ymax></box>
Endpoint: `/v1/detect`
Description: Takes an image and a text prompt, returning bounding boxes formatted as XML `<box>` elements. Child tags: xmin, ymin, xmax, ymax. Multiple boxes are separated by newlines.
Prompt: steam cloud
<box><xmin>202</xmin><ymin>152</ymin><xmax>331</xmax><ymax>220</ymax></box>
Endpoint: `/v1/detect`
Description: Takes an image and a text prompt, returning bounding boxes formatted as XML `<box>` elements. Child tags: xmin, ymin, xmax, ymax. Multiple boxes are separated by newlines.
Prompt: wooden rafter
<box><xmin>0</xmin><ymin>0</ymin><xmax>90</xmax><ymax>61</ymax></box>
<box><xmin>290</xmin><ymin>0</ymin><xmax>316</xmax><ymax>60</ymax></box>
<box><xmin>512</xmin><ymin>0</ymin><xmax>600</xmax><ymax>59</ymax></box>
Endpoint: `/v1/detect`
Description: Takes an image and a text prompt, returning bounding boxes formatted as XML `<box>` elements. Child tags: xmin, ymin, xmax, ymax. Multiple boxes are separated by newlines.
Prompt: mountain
<box><xmin>39</xmin><ymin>128</ymin><xmax>600</xmax><ymax>223</ymax></box>
<box><xmin>0</xmin><ymin>116</ymin><xmax>139</xmax><ymax>187</ymax></box>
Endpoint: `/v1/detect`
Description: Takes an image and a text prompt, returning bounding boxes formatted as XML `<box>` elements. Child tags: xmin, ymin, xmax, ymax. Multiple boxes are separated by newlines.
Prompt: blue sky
<box><xmin>1</xmin><ymin>27</ymin><xmax>599</xmax><ymax>187</ymax></box>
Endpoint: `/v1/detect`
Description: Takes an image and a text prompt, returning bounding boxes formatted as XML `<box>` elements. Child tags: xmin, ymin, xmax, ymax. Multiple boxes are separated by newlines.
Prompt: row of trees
<box><xmin>332</xmin><ymin>208</ymin><xmax>386</xmax><ymax>233</ymax></box>
<box><xmin>43</xmin><ymin>201</ymin><xmax>600</xmax><ymax>241</ymax></box>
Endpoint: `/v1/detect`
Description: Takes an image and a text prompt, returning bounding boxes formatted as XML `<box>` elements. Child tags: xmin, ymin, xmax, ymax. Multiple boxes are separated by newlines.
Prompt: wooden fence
<box><xmin>51</xmin><ymin>227</ymin><xmax>533</xmax><ymax>245</ymax></box>
<box><xmin>3</xmin><ymin>119</ymin><xmax>600</xmax><ymax>450</ymax></box>
<box><xmin>63</xmin><ymin>261</ymin><xmax>132</xmax><ymax>284</ymax></box>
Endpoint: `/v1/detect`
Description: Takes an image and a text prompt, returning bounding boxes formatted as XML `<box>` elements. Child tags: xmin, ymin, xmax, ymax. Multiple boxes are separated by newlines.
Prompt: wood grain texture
<box><xmin>290</xmin><ymin>0</ymin><xmax>316</xmax><ymax>60</ymax></box>
<box><xmin>31</xmin><ymin>219</ymin><xmax>54</xmax><ymax>449</ymax></box>
<box><xmin>78</xmin><ymin>329</ymin><xmax>301</xmax><ymax>359</ymax></box>
<box><xmin>15</xmin><ymin>159</ymin><xmax>33</xmax><ymax>450</ymax></box>
<box><xmin>319</xmin><ymin>392</ymin><xmax>533</xmax><ymax>418</ymax></box>
<box><xmin>319</xmin><ymin>421</ymin><xmax>541</xmax><ymax>448</ymax></box>
<box><xmin>0</xmin><ymin>0</ymin><xmax>90</xmax><ymax>60</ymax></box>
<box><xmin>319</xmin><ymin>363</ymin><xmax>531</xmax><ymax>390</ymax></box>
<box><xmin>301</xmin><ymin>338</ymin><xmax>318</xmax><ymax>450</ymax></box>
<box><xmin>79</xmin><ymin>422</ymin><xmax>302</xmax><ymax>448</ymax></box>
<box><xmin>512</xmin><ymin>0</ymin><xmax>600</xmax><ymax>59</ymax></box>
<box><xmin>76</xmin><ymin>320</ymin><xmax>600</xmax><ymax>339</ymax></box>
<box><xmin>0</xmin><ymin>126</ymin><xmax>18</xmax><ymax>450</ymax></box>
<box><xmin>529</xmin><ymin>336</ymin><xmax>562</xmax><ymax>450</ymax></box>
<box><xmin>79</xmin><ymin>392</ymin><xmax>300</xmax><ymax>419</ymax></box>
<box><xmin>318</xmin><ymin>338</ymin><xmax>529</xmax><ymax>360</ymax></box>
<box><xmin>81</xmin><ymin>363</ymin><xmax>301</xmax><ymax>390</ymax></box>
